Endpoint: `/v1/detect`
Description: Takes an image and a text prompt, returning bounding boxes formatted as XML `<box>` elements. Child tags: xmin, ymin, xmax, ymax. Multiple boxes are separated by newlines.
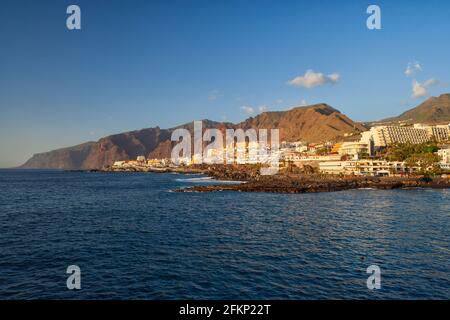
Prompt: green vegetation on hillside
<box><xmin>386</xmin><ymin>142</ymin><xmax>438</xmax><ymax>161</ymax></box>
<box><xmin>386</xmin><ymin>142</ymin><xmax>440</xmax><ymax>174</ymax></box>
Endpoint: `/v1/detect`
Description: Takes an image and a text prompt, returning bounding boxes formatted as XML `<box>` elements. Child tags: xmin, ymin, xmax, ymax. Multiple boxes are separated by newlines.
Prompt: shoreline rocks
<box><xmin>175</xmin><ymin>175</ymin><xmax>450</xmax><ymax>193</ymax></box>
<box><xmin>84</xmin><ymin>164</ymin><xmax>450</xmax><ymax>194</ymax></box>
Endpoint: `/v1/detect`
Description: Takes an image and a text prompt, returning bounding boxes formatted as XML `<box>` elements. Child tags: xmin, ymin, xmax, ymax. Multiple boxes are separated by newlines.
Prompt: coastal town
<box><xmin>109</xmin><ymin>122</ymin><xmax>450</xmax><ymax>178</ymax></box>
<box><xmin>4</xmin><ymin>1</ymin><xmax>450</xmax><ymax>303</ymax></box>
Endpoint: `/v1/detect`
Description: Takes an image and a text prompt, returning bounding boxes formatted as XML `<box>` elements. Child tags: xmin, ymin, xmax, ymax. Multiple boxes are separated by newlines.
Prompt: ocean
<box><xmin>0</xmin><ymin>170</ymin><xmax>448</xmax><ymax>299</ymax></box>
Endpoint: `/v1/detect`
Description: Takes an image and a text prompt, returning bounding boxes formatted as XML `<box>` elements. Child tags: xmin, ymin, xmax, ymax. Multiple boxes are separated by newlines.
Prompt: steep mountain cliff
<box><xmin>21</xmin><ymin>104</ymin><xmax>364</xmax><ymax>169</ymax></box>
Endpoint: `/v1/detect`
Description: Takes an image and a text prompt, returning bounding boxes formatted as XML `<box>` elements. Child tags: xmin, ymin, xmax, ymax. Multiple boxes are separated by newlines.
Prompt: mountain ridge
<box><xmin>20</xmin><ymin>103</ymin><xmax>364</xmax><ymax>169</ymax></box>
<box><xmin>375</xmin><ymin>93</ymin><xmax>450</xmax><ymax>125</ymax></box>
<box><xmin>21</xmin><ymin>96</ymin><xmax>450</xmax><ymax>170</ymax></box>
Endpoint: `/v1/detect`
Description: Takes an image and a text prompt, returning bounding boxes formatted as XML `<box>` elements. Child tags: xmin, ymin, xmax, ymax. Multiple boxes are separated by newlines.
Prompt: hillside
<box><xmin>378</xmin><ymin>94</ymin><xmax>450</xmax><ymax>125</ymax></box>
<box><xmin>20</xmin><ymin>104</ymin><xmax>364</xmax><ymax>169</ymax></box>
<box><xmin>239</xmin><ymin>104</ymin><xmax>365</xmax><ymax>142</ymax></box>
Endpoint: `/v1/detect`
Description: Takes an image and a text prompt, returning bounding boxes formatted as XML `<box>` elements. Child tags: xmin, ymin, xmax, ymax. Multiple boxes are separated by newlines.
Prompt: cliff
<box><xmin>21</xmin><ymin>104</ymin><xmax>364</xmax><ymax>169</ymax></box>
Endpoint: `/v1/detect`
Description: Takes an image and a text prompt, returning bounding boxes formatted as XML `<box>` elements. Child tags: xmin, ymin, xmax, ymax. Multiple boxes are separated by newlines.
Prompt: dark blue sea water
<box><xmin>0</xmin><ymin>170</ymin><xmax>448</xmax><ymax>299</ymax></box>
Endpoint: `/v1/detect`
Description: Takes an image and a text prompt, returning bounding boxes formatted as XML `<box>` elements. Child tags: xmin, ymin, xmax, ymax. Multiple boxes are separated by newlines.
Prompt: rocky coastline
<box><xmin>97</xmin><ymin>163</ymin><xmax>260</xmax><ymax>178</ymax></box>
<box><xmin>175</xmin><ymin>174</ymin><xmax>450</xmax><ymax>193</ymax></box>
<box><xmin>86</xmin><ymin>166</ymin><xmax>208</xmax><ymax>175</ymax></box>
<box><xmin>87</xmin><ymin>164</ymin><xmax>450</xmax><ymax>194</ymax></box>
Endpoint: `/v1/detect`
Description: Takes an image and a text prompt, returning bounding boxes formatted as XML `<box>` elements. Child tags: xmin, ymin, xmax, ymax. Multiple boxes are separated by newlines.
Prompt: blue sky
<box><xmin>1</xmin><ymin>0</ymin><xmax>450</xmax><ymax>167</ymax></box>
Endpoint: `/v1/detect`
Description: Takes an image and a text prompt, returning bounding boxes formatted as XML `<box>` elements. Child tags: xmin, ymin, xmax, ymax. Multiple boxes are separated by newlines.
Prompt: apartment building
<box><xmin>414</xmin><ymin>124</ymin><xmax>450</xmax><ymax>142</ymax></box>
<box><xmin>282</xmin><ymin>152</ymin><xmax>341</xmax><ymax>166</ymax></box>
<box><xmin>338</xmin><ymin>141</ymin><xmax>370</xmax><ymax>159</ymax></box>
<box><xmin>319</xmin><ymin>160</ymin><xmax>407</xmax><ymax>176</ymax></box>
<box><xmin>361</xmin><ymin>126</ymin><xmax>430</xmax><ymax>147</ymax></box>
<box><xmin>438</xmin><ymin>148</ymin><xmax>450</xmax><ymax>163</ymax></box>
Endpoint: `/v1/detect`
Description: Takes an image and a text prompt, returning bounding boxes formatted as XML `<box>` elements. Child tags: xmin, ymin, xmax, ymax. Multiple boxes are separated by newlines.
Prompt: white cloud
<box><xmin>241</xmin><ymin>105</ymin><xmax>269</xmax><ymax>115</ymax></box>
<box><xmin>405</xmin><ymin>61</ymin><xmax>422</xmax><ymax>76</ymax></box>
<box><xmin>300</xmin><ymin>99</ymin><xmax>307</xmax><ymax>106</ymax></box>
<box><xmin>288</xmin><ymin>70</ymin><xmax>340</xmax><ymax>88</ymax></box>
<box><xmin>424</xmin><ymin>78</ymin><xmax>439</xmax><ymax>87</ymax></box>
<box><xmin>258</xmin><ymin>105</ymin><xmax>268</xmax><ymax>112</ymax></box>
<box><xmin>208</xmin><ymin>89</ymin><xmax>221</xmax><ymax>101</ymax></box>
<box><xmin>412</xmin><ymin>80</ymin><xmax>427</xmax><ymax>98</ymax></box>
<box><xmin>241</xmin><ymin>105</ymin><xmax>255</xmax><ymax>115</ymax></box>
<box><xmin>327</xmin><ymin>73</ymin><xmax>340</xmax><ymax>83</ymax></box>
<box><xmin>411</xmin><ymin>78</ymin><xmax>439</xmax><ymax>99</ymax></box>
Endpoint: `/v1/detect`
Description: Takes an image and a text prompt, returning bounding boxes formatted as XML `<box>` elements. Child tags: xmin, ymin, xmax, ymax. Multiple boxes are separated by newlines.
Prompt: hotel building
<box><xmin>438</xmin><ymin>148</ymin><xmax>450</xmax><ymax>170</ymax></box>
<box><xmin>413</xmin><ymin>124</ymin><xmax>450</xmax><ymax>142</ymax></box>
<box><xmin>361</xmin><ymin>126</ymin><xmax>429</xmax><ymax>147</ymax></box>
<box><xmin>360</xmin><ymin>124</ymin><xmax>450</xmax><ymax>147</ymax></box>
<box><xmin>338</xmin><ymin>141</ymin><xmax>371</xmax><ymax>159</ymax></box>
<box><xmin>319</xmin><ymin>160</ymin><xmax>408</xmax><ymax>176</ymax></box>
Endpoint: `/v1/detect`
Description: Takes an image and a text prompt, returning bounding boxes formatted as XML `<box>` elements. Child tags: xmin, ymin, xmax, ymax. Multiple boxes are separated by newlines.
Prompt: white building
<box><xmin>136</xmin><ymin>155</ymin><xmax>146</xmax><ymax>163</ymax></box>
<box><xmin>438</xmin><ymin>148</ymin><xmax>450</xmax><ymax>170</ymax></box>
<box><xmin>438</xmin><ymin>148</ymin><xmax>450</xmax><ymax>163</ymax></box>
<box><xmin>361</xmin><ymin>124</ymin><xmax>450</xmax><ymax>148</ymax></box>
<box><xmin>338</xmin><ymin>142</ymin><xmax>370</xmax><ymax>159</ymax></box>
<box><xmin>319</xmin><ymin>160</ymin><xmax>408</xmax><ymax>176</ymax></box>
<box><xmin>282</xmin><ymin>152</ymin><xmax>341</xmax><ymax>164</ymax></box>
<box><xmin>361</xmin><ymin>125</ymin><xmax>430</xmax><ymax>147</ymax></box>
<box><xmin>414</xmin><ymin>124</ymin><xmax>450</xmax><ymax>142</ymax></box>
